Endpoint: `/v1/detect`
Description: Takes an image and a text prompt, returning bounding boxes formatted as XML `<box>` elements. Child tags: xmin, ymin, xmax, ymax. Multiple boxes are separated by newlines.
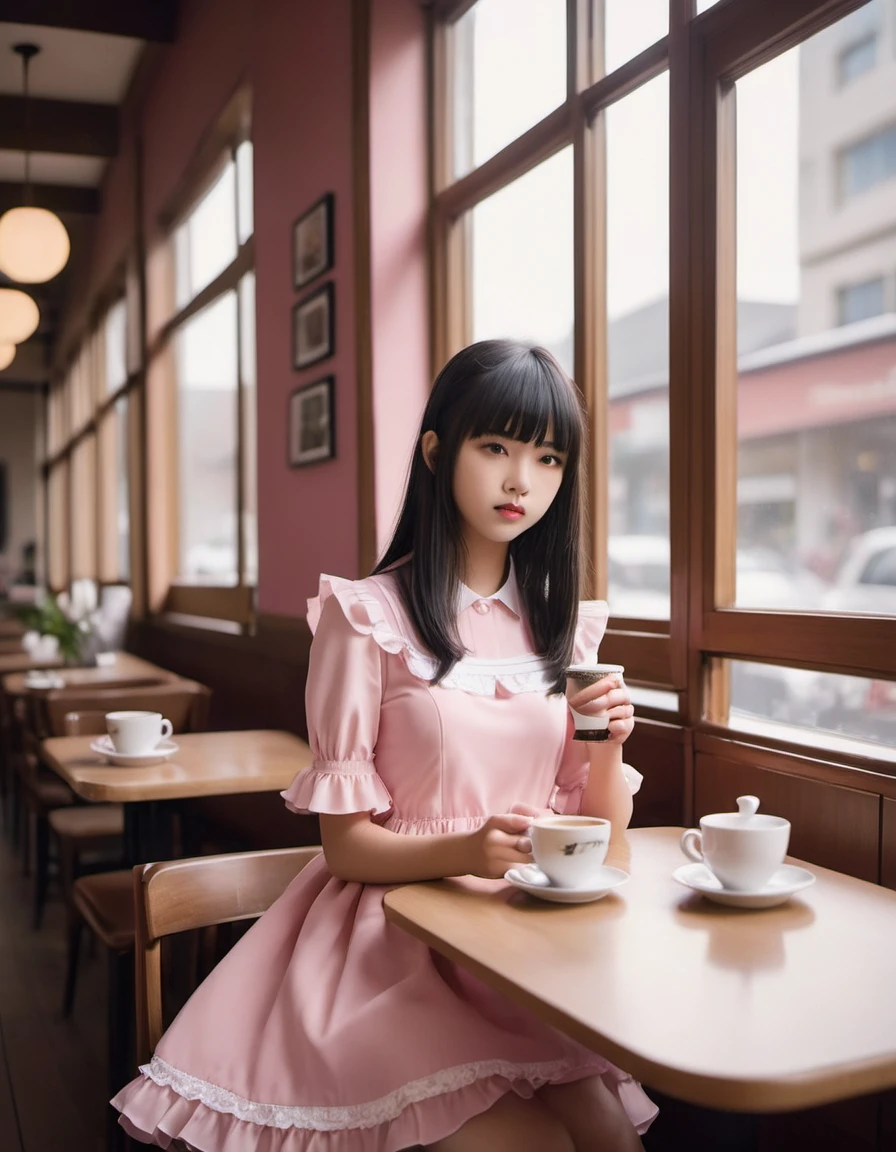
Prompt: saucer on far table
<box><xmin>673</xmin><ymin>862</ymin><xmax>815</xmax><ymax>909</ymax></box>
<box><xmin>89</xmin><ymin>734</ymin><xmax>180</xmax><ymax>768</ymax></box>
<box><xmin>505</xmin><ymin>863</ymin><xmax>629</xmax><ymax>904</ymax></box>
<box><xmin>24</xmin><ymin>671</ymin><xmax>65</xmax><ymax>690</ymax></box>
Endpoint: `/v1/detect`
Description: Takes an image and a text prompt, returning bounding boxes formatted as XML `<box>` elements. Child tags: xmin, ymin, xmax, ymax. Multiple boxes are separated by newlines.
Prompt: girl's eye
<box><xmin>540</xmin><ymin>453</ymin><xmax>563</xmax><ymax>467</ymax></box>
<box><xmin>482</xmin><ymin>442</ymin><xmax>507</xmax><ymax>455</ymax></box>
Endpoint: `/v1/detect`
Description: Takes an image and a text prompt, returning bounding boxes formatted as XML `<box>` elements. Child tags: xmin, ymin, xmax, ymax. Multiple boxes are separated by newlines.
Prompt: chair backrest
<box><xmin>41</xmin><ymin>679</ymin><xmax>212</xmax><ymax>738</ymax></box>
<box><xmin>60</xmin><ymin>710</ymin><xmax>108</xmax><ymax>737</ymax></box>
<box><xmin>134</xmin><ymin>846</ymin><xmax>322</xmax><ymax>1059</ymax></box>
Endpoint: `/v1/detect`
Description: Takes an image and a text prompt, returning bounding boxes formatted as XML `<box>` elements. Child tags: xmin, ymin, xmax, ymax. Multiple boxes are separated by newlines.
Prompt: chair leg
<box><xmin>62</xmin><ymin>911</ymin><xmax>84</xmax><ymax>1018</ymax></box>
<box><xmin>107</xmin><ymin>948</ymin><xmax>136</xmax><ymax>1111</ymax></box>
<box><xmin>33</xmin><ymin>812</ymin><xmax>50</xmax><ymax>929</ymax></box>
<box><xmin>20</xmin><ymin>803</ymin><xmax>31</xmax><ymax>877</ymax></box>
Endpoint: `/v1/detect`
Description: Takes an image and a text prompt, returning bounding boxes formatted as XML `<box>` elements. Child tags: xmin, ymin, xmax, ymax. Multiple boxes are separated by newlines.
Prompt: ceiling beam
<box><xmin>0</xmin><ymin>93</ymin><xmax>117</xmax><ymax>157</ymax></box>
<box><xmin>0</xmin><ymin>181</ymin><xmax>100</xmax><ymax>214</ymax></box>
<box><xmin>0</xmin><ymin>0</ymin><xmax>177</xmax><ymax>41</ymax></box>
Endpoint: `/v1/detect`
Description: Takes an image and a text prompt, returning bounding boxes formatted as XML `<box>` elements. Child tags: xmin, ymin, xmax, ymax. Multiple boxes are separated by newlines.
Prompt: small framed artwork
<box><xmin>289</xmin><ymin>376</ymin><xmax>335</xmax><ymax>467</ymax></box>
<box><xmin>293</xmin><ymin>192</ymin><xmax>334</xmax><ymax>289</ymax></box>
<box><xmin>292</xmin><ymin>281</ymin><xmax>334</xmax><ymax>370</ymax></box>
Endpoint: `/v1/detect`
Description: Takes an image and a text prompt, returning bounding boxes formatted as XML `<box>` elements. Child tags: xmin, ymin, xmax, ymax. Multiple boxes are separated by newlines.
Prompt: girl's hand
<box><xmin>568</xmin><ymin>674</ymin><xmax>635</xmax><ymax>744</ymax></box>
<box><xmin>467</xmin><ymin>813</ymin><xmax>534</xmax><ymax>879</ymax></box>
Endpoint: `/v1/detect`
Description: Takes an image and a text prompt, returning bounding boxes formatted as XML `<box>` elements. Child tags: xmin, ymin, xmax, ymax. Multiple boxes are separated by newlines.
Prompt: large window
<box><xmin>45</xmin><ymin>294</ymin><xmax>134</xmax><ymax>592</ymax></box>
<box><xmin>153</xmin><ymin>128</ymin><xmax>257</xmax><ymax>620</ymax></box>
<box><xmin>433</xmin><ymin>0</ymin><xmax>896</xmax><ymax>765</ymax></box>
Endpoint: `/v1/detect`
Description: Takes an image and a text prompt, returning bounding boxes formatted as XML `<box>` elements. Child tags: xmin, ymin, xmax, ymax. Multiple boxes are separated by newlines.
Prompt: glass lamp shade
<box><xmin>0</xmin><ymin>206</ymin><xmax>71</xmax><ymax>283</ymax></box>
<box><xmin>0</xmin><ymin>288</ymin><xmax>39</xmax><ymax>343</ymax></box>
<box><xmin>0</xmin><ymin>343</ymin><xmax>15</xmax><ymax>371</ymax></box>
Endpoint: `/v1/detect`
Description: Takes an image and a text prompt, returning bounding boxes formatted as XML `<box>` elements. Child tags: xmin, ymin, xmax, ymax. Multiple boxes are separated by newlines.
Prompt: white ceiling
<box><xmin>0</xmin><ymin>149</ymin><xmax>105</xmax><ymax>186</ymax></box>
<box><xmin>0</xmin><ymin>23</ymin><xmax>143</xmax><ymax>104</ymax></box>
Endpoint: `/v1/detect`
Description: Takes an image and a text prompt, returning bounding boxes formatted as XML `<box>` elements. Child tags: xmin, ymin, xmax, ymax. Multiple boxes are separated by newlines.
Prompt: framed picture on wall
<box><xmin>292</xmin><ymin>282</ymin><xmax>335</xmax><ymax>370</ymax></box>
<box><xmin>293</xmin><ymin>192</ymin><xmax>334</xmax><ymax>289</ymax></box>
<box><xmin>289</xmin><ymin>376</ymin><xmax>335</xmax><ymax>467</ymax></box>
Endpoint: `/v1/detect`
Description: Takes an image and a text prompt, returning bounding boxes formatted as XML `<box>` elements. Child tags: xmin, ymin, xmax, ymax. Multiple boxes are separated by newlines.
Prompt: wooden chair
<box><xmin>134</xmin><ymin>846</ymin><xmax>322</xmax><ymax>1060</ymax></box>
<box><xmin>104</xmin><ymin>847</ymin><xmax>320</xmax><ymax>1151</ymax></box>
<box><xmin>29</xmin><ymin>679</ymin><xmax>211</xmax><ymax>931</ymax></box>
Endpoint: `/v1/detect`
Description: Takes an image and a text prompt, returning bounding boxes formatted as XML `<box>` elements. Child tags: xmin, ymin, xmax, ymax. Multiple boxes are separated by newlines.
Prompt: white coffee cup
<box><xmin>565</xmin><ymin>663</ymin><xmax>625</xmax><ymax>741</ymax></box>
<box><xmin>105</xmin><ymin>710</ymin><xmax>173</xmax><ymax>756</ymax></box>
<box><xmin>530</xmin><ymin>815</ymin><xmax>611</xmax><ymax>888</ymax></box>
<box><xmin>680</xmin><ymin>795</ymin><xmax>790</xmax><ymax>892</ymax></box>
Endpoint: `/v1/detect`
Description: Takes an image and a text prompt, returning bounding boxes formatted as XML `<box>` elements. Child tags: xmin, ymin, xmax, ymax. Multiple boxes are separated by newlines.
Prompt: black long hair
<box><xmin>374</xmin><ymin>339</ymin><xmax>586</xmax><ymax>693</ymax></box>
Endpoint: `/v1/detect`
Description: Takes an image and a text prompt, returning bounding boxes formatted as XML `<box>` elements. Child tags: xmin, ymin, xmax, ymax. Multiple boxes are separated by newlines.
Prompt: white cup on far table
<box><xmin>105</xmin><ymin>710</ymin><xmax>173</xmax><ymax>756</ymax></box>
<box><xmin>680</xmin><ymin>795</ymin><xmax>791</xmax><ymax>892</ymax></box>
<box><xmin>530</xmin><ymin>815</ymin><xmax>611</xmax><ymax>889</ymax></box>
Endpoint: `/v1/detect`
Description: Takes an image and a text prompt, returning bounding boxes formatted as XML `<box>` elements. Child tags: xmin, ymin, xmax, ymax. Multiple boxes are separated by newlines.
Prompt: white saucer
<box><xmin>89</xmin><ymin>735</ymin><xmax>180</xmax><ymax>767</ymax></box>
<box><xmin>24</xmin><ymin>672</ymin><xmax>65</xmax><ymax>689</ymax></box>
<box><xmin>673</xmin><ymin>862</ymin><xmax>815</xmax><ymax>909</ymax></box>
<box><xmin>505</xmin><ymin>863</ymin><xmax>629</xmax><ymax>904</ymax></box>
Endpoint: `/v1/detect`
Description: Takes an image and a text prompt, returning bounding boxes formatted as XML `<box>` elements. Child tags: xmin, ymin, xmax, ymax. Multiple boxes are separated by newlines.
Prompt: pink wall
<box><xmin>59</xmin><ymin>0</ymin><xmax>429</xmax><ymax>617</ymax></box>
<box><xmin>369</xmin><ymin>0</ymin><xmax>431</xmax><ymax>554</ymax></box>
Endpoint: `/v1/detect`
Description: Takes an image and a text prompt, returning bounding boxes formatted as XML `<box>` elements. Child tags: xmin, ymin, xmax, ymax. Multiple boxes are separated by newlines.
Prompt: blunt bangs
<box><xmin>452</xmin><ymin>348</ymin><xmax>581</xmax><ymax>458</ymax></box>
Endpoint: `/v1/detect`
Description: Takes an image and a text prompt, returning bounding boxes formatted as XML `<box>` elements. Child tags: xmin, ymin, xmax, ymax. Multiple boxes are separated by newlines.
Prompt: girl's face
<box><xmin>452</xmin><ymin>432</ymin><xmax>566</xmax><ymax>550</ymax></box>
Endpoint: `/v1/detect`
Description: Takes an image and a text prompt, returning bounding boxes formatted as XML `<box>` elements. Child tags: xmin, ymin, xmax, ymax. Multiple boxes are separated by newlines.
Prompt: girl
<box><xmin>113</xmin><ymin>339</ymin><xmax>657</xmax><ymax>1150</ymax></box>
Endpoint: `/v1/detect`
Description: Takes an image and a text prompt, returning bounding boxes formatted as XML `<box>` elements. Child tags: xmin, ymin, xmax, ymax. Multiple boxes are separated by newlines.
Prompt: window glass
<box><xmin>239</xmin><ymin>271</ymin><xmax>258</xmax><ymax>585</ymax></box>
<box><xmin>70</xmin><ymin>437</ymin><xmax>96</xmax><ymax>579</ymax></box>
<box><xmin>175</xmin><ymin>292</ymin><xmax>239</xmax><ymax>585</ymax></box>
<box><xmin>48</xmin><ymin>462</ymin><xmax>68</xmax><ymax>591</ymax></box>
<box><xmin>236</xmin><ymin>141</ymin><xmax>254</xmax><ymax>246</ymax></box>
<box><xmin>837</xmin><ymin>277</ymin><xmax>886</xmax><ymax>325</ymax></box>
<box><xmin>115</xmin><ymin>395</ymin><xmax>130</xmax><ymax>580</ymax></box>
<box><xmin>175</xmin><ymin>163</ymin><xmax>238</xmax><ymax>308</ymax></box>
<box><xmin>604</xmin><ymin>0</ymin><xmax>667</xmax><ymax>76</ymax></box>
<box><xmin>452</xmin><ymin>0</ymin><xmax>567</xmax><ymax>179</ymax></box>
<box><xmin>606</xmin><ymin>73</ymin><xmax>670</xmax><ymax>618</ymax></box>
<box><xmin>105</xmin><ymin>297</ymin><xmax>127</xmax><ymax>393</ymax></box>
<box><xmin>468</xmin><ymin>148</ymin><xmax>574</xmax><ymax>374</ymax></box>
<box><xmin>727</xmin><ymin>658</ymin><xmax>896</xmax><ymax>759</ymax></box>
<box><xmin>733</xmin><ymin>18</ymin><xmax>896</xmax><ymax>630</ymax></box>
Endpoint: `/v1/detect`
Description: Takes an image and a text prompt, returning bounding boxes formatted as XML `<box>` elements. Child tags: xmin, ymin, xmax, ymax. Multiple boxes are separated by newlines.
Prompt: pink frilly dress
<box><xmin>113</xmin><ymin>567</ymin><xmax>658</xmax><ymax>1150</ymax></box>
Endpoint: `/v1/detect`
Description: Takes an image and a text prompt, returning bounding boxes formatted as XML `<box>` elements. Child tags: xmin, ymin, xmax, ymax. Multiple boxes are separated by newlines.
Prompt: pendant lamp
<box><xmin>0</xmin><ymin>288</ymin><xmax>39</xmax><ymax>344</ymax></box>
<box><xmin>0</xmin><ymin>343</ymin><xmax>16</xmax><ymax>372</ymax></box>
<box><xmin>0</xmin><ymin>44</ymin><xmax>70</xmax><ymax>285</ymax></box>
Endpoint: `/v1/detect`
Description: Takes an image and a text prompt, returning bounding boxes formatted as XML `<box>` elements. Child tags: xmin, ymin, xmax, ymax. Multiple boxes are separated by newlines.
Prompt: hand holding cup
<box><xmin>565</xmin><ymin>663</ymin><xmax>634</xmax><ymax>743</ymax></box>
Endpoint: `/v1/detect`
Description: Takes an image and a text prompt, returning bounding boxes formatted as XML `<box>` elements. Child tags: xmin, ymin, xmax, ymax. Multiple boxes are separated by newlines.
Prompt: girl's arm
<box><xmin>320</xmin><ymin>810</ymin><xmax>534</xmax><ymax>884</ymax></box>
<box><xmin>580</xmin><ymin>740</ymin><xmax>634</xmax><ymax>831</ymax></box>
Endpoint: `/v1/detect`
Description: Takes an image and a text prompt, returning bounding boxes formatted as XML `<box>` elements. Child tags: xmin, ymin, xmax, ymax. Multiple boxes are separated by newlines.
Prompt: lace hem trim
<box><xmin>141</xmin><ymin>1054</ymin><xmax>581</xmax><ymax>1132</ymax></box>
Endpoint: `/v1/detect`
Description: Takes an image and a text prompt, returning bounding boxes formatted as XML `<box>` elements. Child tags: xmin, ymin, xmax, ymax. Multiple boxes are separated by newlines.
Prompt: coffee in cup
<box><xmin>680</xmin><ymin>795</ymin><xmax>790</xmax><ymax>891</ymax></box>
<box><xmin>530</xmin><ymin>815</ymin><xmax>611</xmax><ymax>888</ymax></box>
<box><xmin>565</xmin><ymin>663</ymin><xmax>625</xmax><ymax>741</ymax></box>
<box><xmin>106</xmin><ymin>711</ymin><xmax>173</xmax><ymax>756</ymax></box>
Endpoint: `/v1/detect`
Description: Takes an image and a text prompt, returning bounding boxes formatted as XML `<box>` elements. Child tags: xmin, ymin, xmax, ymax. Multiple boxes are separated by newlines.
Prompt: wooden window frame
<box><xmin>431</xmin><ymin>0</ymin><xmax>895</xmax><ymax>772</ymax></box>
<box><xmin>146</xmin><ymin>85</ymin><xmax>256</xmax><ymax>628</ymax></box>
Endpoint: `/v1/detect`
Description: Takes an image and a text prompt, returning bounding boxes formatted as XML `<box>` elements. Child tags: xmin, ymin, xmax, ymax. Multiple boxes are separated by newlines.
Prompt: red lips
<box><xmin>496</xmin><ymin>503</ymin><xmax>524</xmax><ymax>513</ymax></box>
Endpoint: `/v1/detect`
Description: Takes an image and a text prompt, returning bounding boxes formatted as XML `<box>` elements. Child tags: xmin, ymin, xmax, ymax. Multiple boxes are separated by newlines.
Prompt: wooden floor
<box><xmin>0</xmin><ymin>827</ymin><xmax>107</xmax><ymax>1152</ymax></box>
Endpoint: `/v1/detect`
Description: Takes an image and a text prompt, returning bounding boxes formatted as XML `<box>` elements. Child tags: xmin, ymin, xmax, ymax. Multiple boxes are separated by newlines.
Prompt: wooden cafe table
<box><xmin>39</xmin><ymin>729</ymin><xmax>314</xmax><ymax>864</ymax></box>
<box><xmin>1</xmin><ymin>650</ymin><xmax>177</xmax><ymax>698</ymax></box>
<box><xmin>384</xmin><ymin>827</ymin><xmax>896</xmax><ymax>1115</ymax></box>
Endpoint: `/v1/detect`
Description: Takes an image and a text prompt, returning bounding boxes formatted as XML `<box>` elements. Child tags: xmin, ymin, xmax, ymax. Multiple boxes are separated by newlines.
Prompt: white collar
<box><xmin>457</xmin><ymin>561</ymin><xmax>522</xmax><ymax>618</ymax></box>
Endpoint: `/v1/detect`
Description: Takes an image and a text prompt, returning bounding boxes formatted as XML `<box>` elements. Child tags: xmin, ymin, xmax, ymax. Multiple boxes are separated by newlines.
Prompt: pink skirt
<box><xmin>113</xmin><ymin>856</ymin><xmax>657</xmax><ymax>1149</ymax></box>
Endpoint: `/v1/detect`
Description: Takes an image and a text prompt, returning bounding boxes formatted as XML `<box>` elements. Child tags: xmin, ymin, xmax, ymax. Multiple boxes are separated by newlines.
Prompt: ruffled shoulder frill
<box><xmin>572</xmin><ymin>600</ymin><xmax>610</xmax><ymax>665</ymax></box>
<box><xmin>308</xmin><ymin>578</ymin><xmax>611</xmax><ymax>698</ymax></box>
<box><xmin>308</xmin><ymin>573</ymin><xmax>440</xmax><ymax>683</ymax></box>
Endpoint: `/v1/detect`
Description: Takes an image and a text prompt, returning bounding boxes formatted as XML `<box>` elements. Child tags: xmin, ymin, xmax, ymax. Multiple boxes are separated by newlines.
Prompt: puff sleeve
<box><xmin>281</xmin><ymin>583</ymin><xmax>393</xmax><ymax>818</ymax></box>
